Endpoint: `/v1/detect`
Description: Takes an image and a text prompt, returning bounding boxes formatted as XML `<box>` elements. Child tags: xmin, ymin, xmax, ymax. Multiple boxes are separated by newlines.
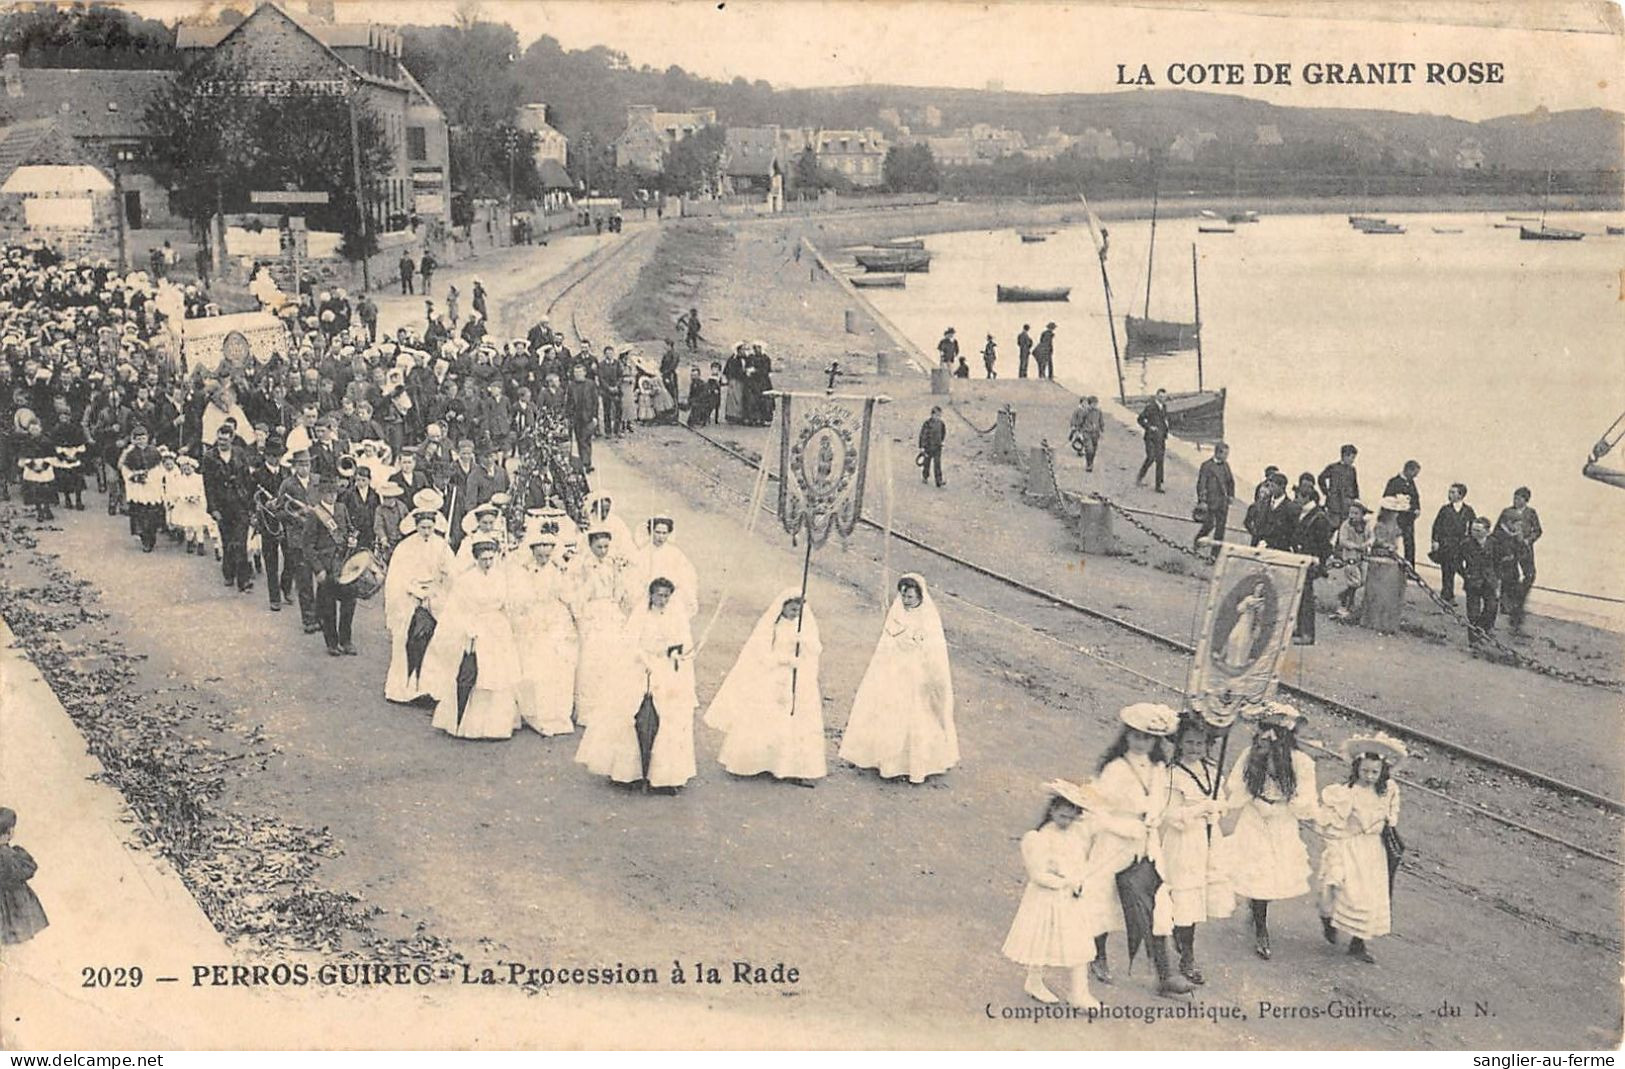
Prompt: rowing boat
<box><xmin>997</xmin><ymin>285</ymin><xmax>1071</xmax><ymax>302</ymax></box>
<box><xmin>851</xmin><ymin>274</ymin><xmax>906</xmax><ymax>289</ymax></box>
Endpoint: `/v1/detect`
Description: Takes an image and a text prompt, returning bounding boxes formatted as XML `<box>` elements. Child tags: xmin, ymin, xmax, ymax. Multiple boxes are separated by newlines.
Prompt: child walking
<box><xmin>1223</xmin><ymin>702</ymin><xmax>1320</xmax><ymax>960</ymax></box>
<box><xmin>1001</xmin><ymin>780</ymin><xmax>1104</xmax><ymax>1008</ymax></box>
<box><xmin>1317</xmin><ymin>733</ymin><xmax>1407</xmax><ymax>964</ymax></box>
<box><xmin>0</xmin><ymin>807</ymin><xmax>49</xmax><ymax>945</ymax></box>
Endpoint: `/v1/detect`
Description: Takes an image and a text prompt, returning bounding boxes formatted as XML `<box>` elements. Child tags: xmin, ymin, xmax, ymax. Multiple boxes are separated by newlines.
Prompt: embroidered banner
<box><xmin>1186</xmin><ymin>542</ymin><xmax>1311</xmax><ymax>727</ymax></box>
<box><xmin>776</xmin><ymin>393</ymin><xmax>877</xmax><ymax>548</ymax></box>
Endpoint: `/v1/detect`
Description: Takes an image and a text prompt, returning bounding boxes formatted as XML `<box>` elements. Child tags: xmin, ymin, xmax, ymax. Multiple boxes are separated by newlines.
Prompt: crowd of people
<box><xmin>1</xmin><ymin>240</ymin><xmax>964</xmax><ymax>800</ymax></box>
<box><xmin>1004</xmin><ymin>701</ymin><xmax>1406</xmax><ymax>1006</ymax></box>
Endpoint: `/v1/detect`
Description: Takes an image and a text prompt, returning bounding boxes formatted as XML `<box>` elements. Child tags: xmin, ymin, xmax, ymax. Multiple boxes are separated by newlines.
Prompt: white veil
<box><xmin>887</xmin><ymin>573</ymin><xmax>954</xmax><ymax>746</ymax></box>
<box><xmin>704</xmin><ymin>587</ymin><xmax>822</xmax><ymax>732</ymax></box>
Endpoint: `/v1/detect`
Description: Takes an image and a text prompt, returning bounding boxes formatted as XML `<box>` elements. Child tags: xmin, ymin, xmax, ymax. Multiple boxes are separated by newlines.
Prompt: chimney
<box><xmin>3</xmin><ymin>54</ymin><xmax>22</xmax><ymax>99</ymax></box>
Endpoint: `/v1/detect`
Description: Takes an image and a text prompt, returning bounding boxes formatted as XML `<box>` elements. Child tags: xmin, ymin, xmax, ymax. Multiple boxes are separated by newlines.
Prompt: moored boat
<box><xmin>1605</xmin><ymin>225</ymin><xmax>1623</xmax><ymax>236</ymax></box>
<box><xmin>1360</xmin><ymin>221</ymin><xmax>1406</xmax><ymax>234</ymax></box>
<box><xmin>1432</xmin><ymin>227</ymin><xmax>1464</xmax><ymax>234</ymax></box>
<box><xmin>874</xmin><ymin>238</ymin><xmax>925</xmax><ymax>250</ymax></box>
<box><xmin>851</xmin><ymin>274</ymin><xmax>906</xmax><ymax>289</ymax></box>
<box><xmin>1348</xmin><ymin>214</ymin><xmax>1386</xmax><ymax>228</ymax></box>
<box><xmin>854</xmin><ymin>248</ymin><xmax>932</xmax><ymax>272</ymax></box>
<box><xmin>1227</xmin><ymin>210</ymin><xmax>1260</xmax><ymax>224</ymax></box>
<box><xmin>1506</xmin><ymin>214</ymin><xmax>1540</xmax><ymax>222</ymax></box>
<box><xmin>1125</xmin><ymin>314</ymin><xmax>1199</xmax><ymax>355</ymax></box>
<box><xmin>997</xmin><ymin>285</ymin><xmax>1071</xmax><ymax>302</ymax></box>
<box><xmin>1018</xmin><ymin>232</ymin><xmax>1048</xmax><ymax>243</ymax></box>
<box><xmin>1197</xmin><ymin>224</ymin><xmax>1235</xmax><ymax>234</ymax></box>
<box><xmin>1520</xmin><ymin>225</ymin><xmax>1583</xmax><ymax>241</ymax></box>
<box><xmin>1120</xmin><ymin>387</ymin><xmax>1227</xmax><ymax>441</ymax></box>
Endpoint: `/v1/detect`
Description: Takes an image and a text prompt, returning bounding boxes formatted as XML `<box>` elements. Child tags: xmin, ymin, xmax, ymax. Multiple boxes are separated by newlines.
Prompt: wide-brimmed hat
<box><xmin>400</xmin><ymin>509</ymin><xmax>450</xmax><ymax>536</ymax></box>
<box><xmin>412</xmin><ymin>487</ymin><xmax>444</xmax><ymax>513</ymax></box>
<box><xmin>1043</xmin><ymin>778</ymin><xmax>1104</xmax><ymax>812</ymax></box>
<box><xmin>1377</xmin><ymin>495</ymin><xmax>1410</xmax><ymax>513</ymax></box>
<box><xmin>1119</xmin><ymin>702</ymin><xmax>1179</xmax><ymax>737</ymax></box>
<box><xmin>376</xmin><ymin>481</ymin><xmax>404</xmax><ymax>499</ymax></box>
<box><xmin>1340</xmin><ymin>732</ymin><xmax>1408</xmax><ymax>768</ymax></box>
<box><xmin>1247</xmin><ymin>700</ymin><xmax>1307</xmax><ymax>731</ymax></box>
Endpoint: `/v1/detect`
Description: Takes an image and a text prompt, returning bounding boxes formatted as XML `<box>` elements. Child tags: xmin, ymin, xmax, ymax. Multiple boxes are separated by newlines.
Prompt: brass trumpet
<box><xmin>253</xmin><ymin>487</ymin><xmax>311</xmax><ymax>538</ymax></box>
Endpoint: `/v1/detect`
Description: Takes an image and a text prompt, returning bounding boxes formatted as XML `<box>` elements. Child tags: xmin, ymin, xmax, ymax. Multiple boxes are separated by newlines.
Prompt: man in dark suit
<box><xmin>340</xmin><ymin>464</ymin><xmax>381</xmax><ymax>554</ymax></box>
<box><xmin>278</xmin><ymin>450</ymin><xmax>320</xmax><ymax>632</ymax></box>
<box><xmin>443</xmin><ymin>438</ymin><xmax>493</xmax><ymax>549</ymax></box>
<box><xmin>1016</xmin><ymin>325</ymin><xmax>1033</xmax><ymax>378</ymax></box>
<box><xmin>1457</xmin><ymin>516</ymin><xmax>1503</xmax><ymax>649</ymax></box>
<box><xmin>1135</xmin><ymin>388</ymin><xmax>1170</xmax><ymax>493</ymax></box>
<box><xmin>1255</xmin><ymin>472</ymin><xmax>1297</xmax><ymax>550</ymax></box>
<box><xmin>1318</xmin><ymin>444</ymin><xmax>1360</xmax><ymax>524</ymax></box>
<box><xmin>1429</xmin><ymin>481</ymin><xmax>1476</xmax><ymax>604</ymax></box>
<box><xmin>305</xmin><ymin>476</ymin><xmax>358</xmax><ymax>656</ymax></box>
<box><xmin>201</xmin><ymin>425</ymin><xmax>255</xmax><ymax>593</ymax></box>
<box><xmin>1193</xmin><ymin>441</ymin><xmax>1236</xmax><ymax>556</ymax></box>
<box><xmin>1381</xmin><ymin>459</ymin><xmax>1422</xmax><ymax>565</ymax></box>
<box><xmin>249</xmin><ymin>436</ymin><xmax>292</xmax><ymax>612</ymax></box>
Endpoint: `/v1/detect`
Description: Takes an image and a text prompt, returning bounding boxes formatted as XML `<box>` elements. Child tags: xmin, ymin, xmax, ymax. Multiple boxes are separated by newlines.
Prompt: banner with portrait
<box><xmin>776</xmin><ymin>392</ymin><xmax>877</xmax><ymax>548</ymax></box>
<box><xmin>1186</xmin><ymin>543</ymin><xmax>1312</xmax><ymax>727</ymax></box>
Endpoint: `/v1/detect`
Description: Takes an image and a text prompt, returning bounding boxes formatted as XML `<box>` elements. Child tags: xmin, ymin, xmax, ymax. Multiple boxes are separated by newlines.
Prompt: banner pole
<box><xmin>788</xmin><ymin>530</ymin><xmax>814</xmax><ymax>717</ymax></box>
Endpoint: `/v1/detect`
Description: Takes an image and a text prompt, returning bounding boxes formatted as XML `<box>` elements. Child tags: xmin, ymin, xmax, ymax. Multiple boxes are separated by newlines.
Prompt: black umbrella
<box><xmin>634</xmin><ymin>690</ymin><xmax>661</xmax><ymax>784</ymax></box>
<box><xmin>455</xmin><ymin>648</ymin><xmax>479</xmax><ymax>729</ymax></box>
<box><xmin>1116</xmin><ymin>858</ymin><xmax>1162</xmax><ymax>968</ymax></box>
<box><xmin>405</xmin><ymin>605</ymin><xmax>437</xmax><ymax>681</ymax></box>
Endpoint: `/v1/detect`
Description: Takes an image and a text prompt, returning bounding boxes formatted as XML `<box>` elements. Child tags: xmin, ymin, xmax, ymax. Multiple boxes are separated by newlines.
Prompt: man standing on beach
<box><xmin>1494</xmin><ymin>486</ymin><xmax>1542</xmax><ymax>635</ymax></box>
<box><xmin>1069</xmin><ymin>396</ymin><xmax>1104</xmax><ymax>472</ymax></box>
<box><xmin>1135</xmin><ymin>388</ymin><xmax>1170</xmax><ymax>493</ymax></box>
<box><xmin>1382</xmin><ymin>459</ymin><xmax>1422</xmax><ymax>565</ymax></box>
<box><xmin>937</xmin><ymin>327</ymin><xmax>959</xmax><ymax>367</ymax></box>
<box><xmin>1016</xmin><ymin>325</ymin><xmax>1033</xmax><ymax>378</ymax></box>
<box><xmin>982</xmin><ymin>334</ymin><xmax>997</xmax><ymax>379</ymax></box>
<box><xmin>1034</xmin><ymin>322</ymin><xmax>1057</xmax><ymax>379</ymax></box>
<box><xmin>1318</xmin><ymin>444</ymin><xmax>1360</xmax><ymax>524</ymax></box>
<box><xmin>1194</xmin><ymin>441</ymin><xmax>1236</xmax><ymax>555</ymax></box>
<box><xmin>1430</xmin><ymin>482</ymin><xmax>1476</xmax><ymax>604</ymax></box>
<box><xmin>1459</xmin><ymin>516</ymin><xmax>1503</xmax><ymax>649</ymax></box>
<box><xmin>918</xmin><ymin>406</ymin><xmax>947</xmax><ymax>488</ymax></box>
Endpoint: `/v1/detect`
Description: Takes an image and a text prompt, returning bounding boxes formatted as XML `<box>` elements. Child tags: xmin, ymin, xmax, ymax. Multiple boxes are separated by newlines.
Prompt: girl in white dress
<box><xmin>838</xmin><ymin>574</ymin><xmax>957</xmax><ymax>783</ymax></box>
<box><xmin>705</xmin><ymin>589</ymin><xmax>825</xmax><ymax>785</ymax></box>
<box><xmin>507</xmin><ymin>522</ymin><xmax>580</xmax><ymax>737</ymax></box>
<box><xmin>1222</xmin><ymin>701</ymin><xmax>1320</xmax><ymax>960</ymax></box>
<box><xmin>164</xmin><ymin>454</ymin><xmax>210</xmax><ymax>554</ymax></box>
<box><xmin>1001</xmin><ymin>780</ymin><xmax>1107</xmax><ymax>1008</ymax></box>
<box><xmin>573</xmin><ymin>527</ymin><xmax>634</xmax><ymax>728</ymax></box>
<box><xmin>1317</xmin><ymin>733</ymin><xmax>1406</xmax><ymax>963</ymax></box>
<box><xmin>1087</xmin><ymin>702</ymin><xmax>1193</xmax><ymax>999</ymax></box>
<box><xmin>1160</xmin><ymin>711</ymin><xmax>1235</xmax><ymax>986</ymax></box>
<box><xmin>632</xmin><ymin>578</ymin><xmax>699</xmax><ymax>791</ymax></box>
<box><xmin>430</xmin><ymin>534</ymin><xmax>521</xmax><ymax>740</ymax></box>
<box><xmin>382</xmin><ymin>493</ymin><xmax>455</xmax><ymax>704</ymax></box>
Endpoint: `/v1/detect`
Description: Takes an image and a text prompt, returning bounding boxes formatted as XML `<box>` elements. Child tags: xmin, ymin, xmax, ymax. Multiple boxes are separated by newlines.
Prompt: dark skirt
<box><xmin>21</xmin><ymin>476</ymin><xmax>56</xmax><ymax>506</ymax></box>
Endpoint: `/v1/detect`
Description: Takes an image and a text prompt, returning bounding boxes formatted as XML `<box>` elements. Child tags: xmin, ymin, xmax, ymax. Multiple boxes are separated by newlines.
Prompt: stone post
<box><xmin>991</xmin><ymin>404</ymin><xmax>1019</xmax><ymax>463</ymax></box>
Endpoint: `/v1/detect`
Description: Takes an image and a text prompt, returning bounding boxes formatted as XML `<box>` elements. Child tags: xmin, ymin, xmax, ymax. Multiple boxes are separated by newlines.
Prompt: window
<box><xmin>407</xmin><ymin>126</ymin><xmax>427</xmax><ymax>161</ymax></box>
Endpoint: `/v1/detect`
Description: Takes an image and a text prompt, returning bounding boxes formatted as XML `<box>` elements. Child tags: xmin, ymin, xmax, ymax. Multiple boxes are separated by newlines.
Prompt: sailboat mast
<box><xmin>1143</xmin><ymin>171</ymin><xmax>1160</xmax><ymax>319</ymax></box>
<box><xmin>1191</xmin><ymin>243</ymin><xmax>1204</xmax><ymax>393</ymax></box>
<box><xmin>1100</xmin><ymin>252</ymin><xmax>1126</xmax><ymax>405</ymax></box>
<box><xmin>1541</xmin><ymin>167</ymin><xmax>1552</xmax><ymax>229</ymax></box>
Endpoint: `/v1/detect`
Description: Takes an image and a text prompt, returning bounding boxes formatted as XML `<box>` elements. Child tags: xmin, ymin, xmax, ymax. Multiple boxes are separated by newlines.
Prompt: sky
<box><xmin>127</xmin><ymin>0</ymin><xmax>1625</xmax><ymax>121</ymax></box>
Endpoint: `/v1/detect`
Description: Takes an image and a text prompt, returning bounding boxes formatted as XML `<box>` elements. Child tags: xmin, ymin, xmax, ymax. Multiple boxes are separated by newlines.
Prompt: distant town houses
<box><xmin>515</xmin><ymin>104</ymin><xmax>573</xmax><ymax>212</ymax></box>
<box><xmin>811</xmin><ymin>128</ymin><xmax>889</xmax><ymax>187</ymax></box>
<box><xmin>0</xmin><ymin>0</ymin><xmax>454</xmax><ymax>258</ymax></box>
<box><xmin>613</xmin><ymin>104</ymin><xmax>718</xmax><ymax>172</ymax></box>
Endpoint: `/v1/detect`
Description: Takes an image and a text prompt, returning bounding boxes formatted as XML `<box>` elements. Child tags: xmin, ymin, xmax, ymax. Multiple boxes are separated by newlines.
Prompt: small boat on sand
<box><xmin>1520</xmin><ymin>225</ymin><xmax>1583</xmax><ymax>241</ymax></box>
<box><xmin>1018</xmin><ymin>232</ymin><xmax>1048</xmax><ymax>243</ymax></box>
<box><xmin>1506</xmin><ymin>214</ymin><xmax>1540</xmax><ymax>222</ymax></box>
<box><xmin>997</xmin><ymin>285</ymin><xmax>1070</xmax><ymax>302</ymax></box>
<box><xmin>1605</xmin><ymin>225</ymin><xmax>1624</xmax><ymax>236</ymax></box>
<box><xmin>1197</xmin><ymin>224</ymin><xmax>1235</xmax><ymax>234</ymax></box>
<box><xmin>1360</xmin><ymin>221</ymin><xmax>1406</xmax><ymax>234</ymax></box>
<box><xmin>854</xmin><ymin>249</ymin><xmax>932</xmax><ymax>272</ymax></box>
<box><xmin>851</xmin><ymin>274</ymin><xmax>905</xmax><ymax>289</ymax></box>
<box><xmin>874</xmin><ymin>238</ymin><xmax>924</xmax><ymax>250</ymax></box>
<box><xmin>1432</xmin><ymin>227</ymin><xmax>1464</xmax><ymax>234</ymax></box>
<box><xmin>1349</xmin><ymin>214</ymin><xmax>1384</xmax><ymax>226</ymax></box>
<box><xmin>1492</xmin><ymin>222</ymin><xmax>1520</xmax><ymax>229</ymax></box>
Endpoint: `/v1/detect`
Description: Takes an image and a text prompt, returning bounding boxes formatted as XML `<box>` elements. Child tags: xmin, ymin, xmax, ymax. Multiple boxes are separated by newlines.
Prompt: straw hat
<box><xmin>1247</xmin><ymin>700</ymin><xmax>1307</xmax><ymax>731</ymax></box>
<box><xmin>1043</xmin><ymin>778</ymin><xmax>1105</xmax><ymax>811</ymax></box>
<box><xmin>412</xmin><ymin>488</ymin><xmax>445</xmax><ymax>513</ymax></box>
<box><xmin>1118</xmin><ymin>702</ymin><xmax>1179</xmax><ymax>737</ymax></box>
<box><xmin>1340</xmin><ymin>732</ymin><xmax>1408</xmax><ymax>768</ymax></box>
<box><xmin>1378</xmin><ymin>494</ymin><xmax>1411</xmax><ymax>513</ymax></box>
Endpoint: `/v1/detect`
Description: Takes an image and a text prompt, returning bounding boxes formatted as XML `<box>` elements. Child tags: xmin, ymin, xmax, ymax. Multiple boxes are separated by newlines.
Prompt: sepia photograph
<box><xmin>0</xmin><ymin>0</ymin><xmax>1620</xmax><ymax>1053</ymax></box>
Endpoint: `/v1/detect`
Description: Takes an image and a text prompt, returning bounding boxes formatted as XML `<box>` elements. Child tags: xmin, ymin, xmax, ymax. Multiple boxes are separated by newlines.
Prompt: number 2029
<box><xmin>82</xmin><ymin>966</ymin><xmax>143</xmax><ymax>988</ymax></box>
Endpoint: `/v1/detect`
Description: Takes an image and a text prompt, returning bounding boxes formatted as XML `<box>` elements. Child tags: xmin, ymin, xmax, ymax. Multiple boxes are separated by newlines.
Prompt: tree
<box><xmin>662</xmin><ymin>125</ymin><xmax>726</xmax><ymax>197</ymax></box>
<box><xmin>0</xmin><ymin>2</ymin><xmax>176</xmax><ymax>69</ymax></box>
<box><xmin>882</xmin><ymin>143</ymin><xmax>941</xmax><ymax>193</ymax></box>
<box><xmin>144</xmin><ymin>61</ymin><xmax>392</xmax><ymax>258</ymax></box>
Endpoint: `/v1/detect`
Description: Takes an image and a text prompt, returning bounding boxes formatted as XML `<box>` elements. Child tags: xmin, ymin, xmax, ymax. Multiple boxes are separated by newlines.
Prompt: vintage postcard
<box><xmin>0</xmin><ymin>0</ymin><xmax>1620</xmax><ymax>1053</ymax></box>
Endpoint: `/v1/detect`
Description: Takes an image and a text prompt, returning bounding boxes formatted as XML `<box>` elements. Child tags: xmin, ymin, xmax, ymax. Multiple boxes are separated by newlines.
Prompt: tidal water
<box><xmin>861</xmin><ymin>211</ymin><xmax>1625</xmax><ymax>625</ymax></box>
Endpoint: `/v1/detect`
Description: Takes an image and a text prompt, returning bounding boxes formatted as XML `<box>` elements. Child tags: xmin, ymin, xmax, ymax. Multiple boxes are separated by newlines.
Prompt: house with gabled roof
<box><xmin>0</xmin><ymin>118</ymin><xmax>122</xmax><ymax>261</ymax></box>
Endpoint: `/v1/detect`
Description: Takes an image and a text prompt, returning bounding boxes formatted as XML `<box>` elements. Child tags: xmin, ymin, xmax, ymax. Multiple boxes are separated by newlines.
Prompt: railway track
<box><xmin>539</xmin><ymin>221</ymin><xmax>1624</xmax><ymax>869</ymax></box>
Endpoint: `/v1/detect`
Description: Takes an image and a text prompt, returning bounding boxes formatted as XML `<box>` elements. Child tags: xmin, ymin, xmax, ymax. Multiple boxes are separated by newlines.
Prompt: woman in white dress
<box><xmin>453</xmin><ymin>496</ymin><xmax>512</xmax><ymax>572</ymax></box>
<box><xmin>1086</xmin><ymin>702</ymin><xmax>1194</xmax><ymax>999</ymax></box>
<box><xmin>430</xmin><ymin>534</ymin><xmax>522</xmax><ymax>740</ymax></box>
<box><xmin>507</xmin><ymin>521</ymin><xmax>580</xmax><ymax>736</ymax></box>
<box><xmin>584</xmin><ymin>493</ymin><xmax>634</xmax><ymax>561</ymax></box>
<box><xmin>705</xmin><ymin>589</ymin><xmax>825</xmax><ymax>785</ymax></box>
<box><xmin>1317</xmin><ymin>733</ymin><xmax>1406</xmax><ymax>964</ymax></box>
<box><xmin>572</xmin><ymin>526</ymin><xmax>634</xmax><ymax>728</ymax></box>
<box><xmin>1222</xmin><ymin>701</ymin><xmax>1320</xmax><ymax>960</ymax></box>
<box><xmin>1160</xmin><ymin>711</ymin><xmax>1234</xmax><ymax>986</ymax></box>
<box><xmin>630</xmin><ymin>515</ymin><xmax>698</xmax><ymax>621</ymax></box>
<box><xmin>632</xmin><ymin>577</ymin><xmax>699</xmax><ymax>791</ymax></box>
<box><xmin>838</xmin><ymin>574</ymin><xmax>957</xmax><ymax>783</ymax></box>
<box><xmin>382</xmin><ymin>490</ymin><xmax>455</xmax><ymax>704</ymax></box>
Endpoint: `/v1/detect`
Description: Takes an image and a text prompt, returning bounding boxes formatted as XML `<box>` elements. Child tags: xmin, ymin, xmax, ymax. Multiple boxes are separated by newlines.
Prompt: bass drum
<box><xmin>336</xmin><ymin>549</ymin><xmax>386</xmax><ymax>600</ymax></box>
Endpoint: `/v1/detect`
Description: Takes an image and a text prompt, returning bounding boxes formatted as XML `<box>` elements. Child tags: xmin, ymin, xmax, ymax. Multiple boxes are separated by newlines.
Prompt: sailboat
<box><xmin>1081</xmin><ymin>192</ymin><xmax>1225</xmax><ymax>441</ymax></box>
<box><xmin>1124</xmin><ymin>176</ymin><xmax>1200</xmax><ymax>356</ymax></box>
<box><xmin>1520</xmin><ymin>170</ymin><xmax>1584</xmax><ymax>241</ymax></box>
